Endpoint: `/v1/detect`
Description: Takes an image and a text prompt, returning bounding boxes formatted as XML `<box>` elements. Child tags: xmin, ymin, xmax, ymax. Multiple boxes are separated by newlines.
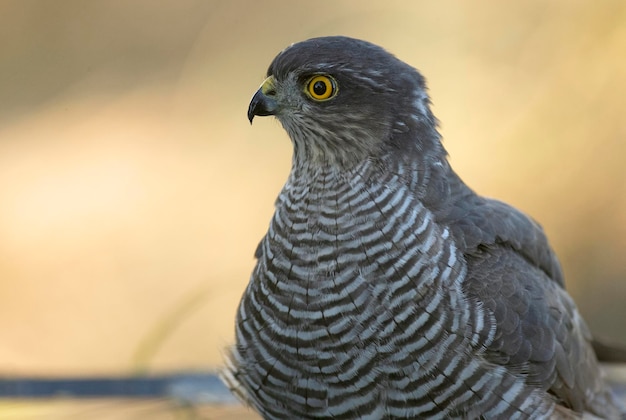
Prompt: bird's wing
<box><xmin>428</xmin><ymin>168</ymin><xmax>564</xmax><ymax>288</ymax></box>
<box><xmin>435</xmin><ymin>177</ymin><xmax>616</xmax><ymax>414</ymax></box>
<box><xmin>464</xmin><ymin>198</ymin><xmax>563</xmax><ymax>285</ymax></box>
<box><xmin>463</xmin><ymin>243</ymin><xmax>609</xmax><ymax>412</ymax></box>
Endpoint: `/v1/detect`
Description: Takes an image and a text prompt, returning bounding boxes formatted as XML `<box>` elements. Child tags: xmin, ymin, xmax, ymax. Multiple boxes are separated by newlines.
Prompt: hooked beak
<box><xmin>247</xmin><ymin>76</ymin><xmax>278</xmax><ymax>124</ymax></box>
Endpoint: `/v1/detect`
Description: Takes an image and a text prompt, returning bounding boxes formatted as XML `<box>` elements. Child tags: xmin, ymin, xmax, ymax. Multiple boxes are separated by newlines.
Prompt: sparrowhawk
<box><xmin>222</xmin><ymin>36</ymin><xmax>623</xmax><ymax>419</ymax></box>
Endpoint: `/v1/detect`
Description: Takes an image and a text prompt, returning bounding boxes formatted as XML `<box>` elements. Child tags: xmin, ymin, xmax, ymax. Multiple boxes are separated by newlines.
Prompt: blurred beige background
<box><xmin>0</xmin><ymin>0</ymin><xmax>625</xmax><ymax>386</ymax></box>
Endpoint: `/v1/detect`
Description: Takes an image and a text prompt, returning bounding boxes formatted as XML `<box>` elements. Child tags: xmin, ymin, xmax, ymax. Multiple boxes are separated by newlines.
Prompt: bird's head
<box><xmin>248</xmin><ymin>36</ymin><xmax>442</xmax><ymax>170</ymax></box>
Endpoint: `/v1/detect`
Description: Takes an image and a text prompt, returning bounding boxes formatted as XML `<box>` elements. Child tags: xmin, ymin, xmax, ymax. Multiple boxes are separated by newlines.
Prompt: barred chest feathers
<box><xmin>224</xmin><ymin>159</ymin><xmax>553</xmax><ymax>419</ymax></box>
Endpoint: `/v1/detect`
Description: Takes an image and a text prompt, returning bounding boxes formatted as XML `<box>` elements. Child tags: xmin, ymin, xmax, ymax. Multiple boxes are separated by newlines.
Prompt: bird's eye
<box><xmin>305</xmin><ymin>75</ymin><xmax>337</xmax><ymax>101</ymax></box>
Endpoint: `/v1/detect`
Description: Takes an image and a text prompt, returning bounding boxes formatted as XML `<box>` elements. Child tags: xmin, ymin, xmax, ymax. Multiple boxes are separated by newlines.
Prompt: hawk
<box><xmin>222</xmin><ymin>36</ymin><xmax>622</xmax><ymax>419</ymax></box>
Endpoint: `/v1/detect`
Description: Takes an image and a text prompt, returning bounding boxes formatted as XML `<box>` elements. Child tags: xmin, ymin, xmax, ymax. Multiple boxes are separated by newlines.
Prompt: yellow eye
<box><xmin>306</xmin><ymin>75</ymin><xmax>337</xmax><ymax>101</ymax></box>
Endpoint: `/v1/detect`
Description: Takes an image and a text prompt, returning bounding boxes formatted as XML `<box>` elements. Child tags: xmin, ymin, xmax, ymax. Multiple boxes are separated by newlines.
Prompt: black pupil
<box><xmin>313</xmin><ymin>80</ymin><xmax>327</xmax><ymax>96</ymax></box>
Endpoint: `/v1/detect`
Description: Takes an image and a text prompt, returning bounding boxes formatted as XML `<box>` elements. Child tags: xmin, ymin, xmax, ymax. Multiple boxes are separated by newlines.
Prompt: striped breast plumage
<box><xmin>224</xmin><ymin>160</ymin><xmax>554</xmax><ymax>419</ymax></box>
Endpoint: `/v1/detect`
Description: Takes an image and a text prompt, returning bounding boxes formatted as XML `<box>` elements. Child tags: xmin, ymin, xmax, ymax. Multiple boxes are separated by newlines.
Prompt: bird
<box><xmin>221</xmin><ymin>36</ymin><xmax>623</xmax><ymax>419</ymax></box>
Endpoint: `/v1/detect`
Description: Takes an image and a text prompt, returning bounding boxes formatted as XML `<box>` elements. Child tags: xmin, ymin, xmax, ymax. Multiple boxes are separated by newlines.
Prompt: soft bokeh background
<box><xmin>0</xmin><ymin>0</ymin><xmax>625</xmax><ymax>417</ymax></box>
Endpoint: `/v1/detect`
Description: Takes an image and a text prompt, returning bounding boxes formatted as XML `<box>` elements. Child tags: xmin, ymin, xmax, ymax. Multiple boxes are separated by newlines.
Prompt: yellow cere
<box><xmin>260</xmin><ymin>76</ymin><xmax>276</xmax><ymax>95</ymax></box>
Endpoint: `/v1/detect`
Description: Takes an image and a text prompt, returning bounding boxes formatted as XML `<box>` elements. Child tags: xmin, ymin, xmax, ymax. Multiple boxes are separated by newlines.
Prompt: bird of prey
<box><xmin>222</xmin><ymin>36</ymin><xmax>623</xmax><ymax>419</ymax></box>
